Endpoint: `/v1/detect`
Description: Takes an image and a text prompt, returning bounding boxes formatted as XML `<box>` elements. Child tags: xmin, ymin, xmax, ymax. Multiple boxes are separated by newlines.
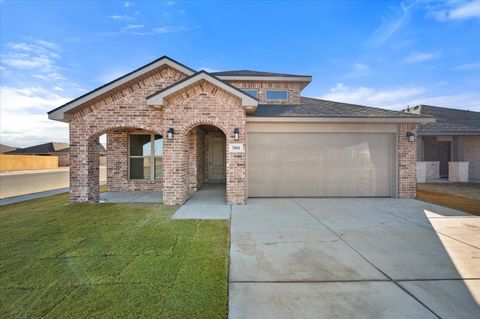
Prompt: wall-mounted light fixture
<box><xmin>167</xmin><ymin>128</ymin><xmax>174</xmax><ymax>140</ymax></box>
<box><xmin>233</xmin><ymin>128</ymin><xmax>240</xmax><ymax>141</ymax></box>
<box><xmin>406</xmin><ymin>131</ymin><xmax>415</xmax><ymax>142</ymax></box>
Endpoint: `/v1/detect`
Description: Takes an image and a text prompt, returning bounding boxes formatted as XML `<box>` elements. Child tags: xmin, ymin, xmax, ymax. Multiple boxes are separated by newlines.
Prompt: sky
<box><xmin>1</xmin><ymin>0</ymin><xmax>479</xmax><ymax>147</ymax></box>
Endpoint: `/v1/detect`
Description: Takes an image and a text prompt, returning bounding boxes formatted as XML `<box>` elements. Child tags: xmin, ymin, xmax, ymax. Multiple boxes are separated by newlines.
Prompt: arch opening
<box><xmin>185</xmin><ymin>124</ymin><xmax>227</xmax><ymax>203</ymax></box>
<box><xmin>71</xmin><ymin>125</ymin><xmax>164</xmax><ymax>203</ymax></box>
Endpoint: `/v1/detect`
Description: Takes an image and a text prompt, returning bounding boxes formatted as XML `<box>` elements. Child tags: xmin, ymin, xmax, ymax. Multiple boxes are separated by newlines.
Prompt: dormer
<box><xmin>211</xmin><ymin>70</ymin><xmax>312</xmax><ymax>104</ymax></box>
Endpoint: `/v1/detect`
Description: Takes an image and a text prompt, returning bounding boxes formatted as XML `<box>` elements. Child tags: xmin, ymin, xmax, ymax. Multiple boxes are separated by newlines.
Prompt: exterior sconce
<box><xmin>406</xmin><ymin>131</ymin><xmax>415</xmax><ymax>142</ymax></box>
<box><xmin>167</xmin><ymin>128</ymin><xmax>174</xmax><ymax>140</ymax></box>
<box><xmin>233</xmin><ymin>128</ymin><xmax>240</xmax><ymax>141</ymax></box>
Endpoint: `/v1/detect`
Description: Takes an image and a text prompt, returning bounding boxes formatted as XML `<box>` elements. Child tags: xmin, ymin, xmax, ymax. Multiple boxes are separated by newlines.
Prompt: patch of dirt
<box><xmin>417</xmin><ymin>189</ymin><xmax>480</xmax><ymax>216</ymax></box>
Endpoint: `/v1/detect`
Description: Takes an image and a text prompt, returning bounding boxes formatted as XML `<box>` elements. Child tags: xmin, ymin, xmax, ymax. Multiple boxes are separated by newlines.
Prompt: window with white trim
<box><xmin>265</xmin><ymin>89</ymin><xmax>288</xmax><ymax>100</ymax></box>
<box><xmin>242</xmin><ymin>88</ymin><xmax>259</xmax><ymax>99</ymax></box>
<box><xmin>129</xmin><ymin>134</ymin><xmax>163</xmax><ymax>180</ymax></box>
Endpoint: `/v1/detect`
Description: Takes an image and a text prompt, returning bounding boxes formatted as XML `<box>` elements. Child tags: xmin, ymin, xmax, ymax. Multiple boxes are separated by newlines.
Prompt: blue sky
<box><xmin>1</xmin><ymin>0</ymin><xmax>479</xmax><ymax>147</ymax></box>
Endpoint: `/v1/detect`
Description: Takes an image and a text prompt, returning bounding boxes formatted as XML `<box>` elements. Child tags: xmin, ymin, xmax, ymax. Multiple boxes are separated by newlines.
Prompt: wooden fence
<box><xmin>0</xmin><ymin>155</ymin><xmax>59</xmax><ymax>172</ymax></box>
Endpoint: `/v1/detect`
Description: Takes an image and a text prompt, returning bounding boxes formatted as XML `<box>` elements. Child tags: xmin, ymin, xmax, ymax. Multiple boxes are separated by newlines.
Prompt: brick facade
<box><xmin>397</xmin><ymin>123</ymin><xmax>417</xmax><ymax>198</ymax></box>
<box><xmin>69</xmin><ymin>65</ymin><xmax>186</xmax><ymax>202</ymax></box>
<box><xmin>66</xmin><ymin>62</ymin><xmax>418</xmax><ymax>204</ymax></box>
<box><xmin>106</xmin><ymin>129</ymin><xmax>163</xmax><ymax>192</ymax></box>
<box><xmin>226</xmin><ymin>80</ymin><xmax>303</xmax><ymax>104</ymax></box>
<box><xmin>161</xmin><ymin>80</ymin><xmax>246</xmax><ymax>205</ymax></box>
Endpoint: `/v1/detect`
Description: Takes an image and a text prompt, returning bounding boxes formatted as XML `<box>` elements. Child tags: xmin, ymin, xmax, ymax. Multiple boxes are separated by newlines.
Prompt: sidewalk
<box><xmin>0</xmin><ymin>166</ymin><xmax>106</xmax><ymax>200</ymax></box>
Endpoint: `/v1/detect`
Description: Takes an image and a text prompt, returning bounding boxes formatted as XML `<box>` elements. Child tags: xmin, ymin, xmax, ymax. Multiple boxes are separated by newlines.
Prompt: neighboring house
<box><xmin>404</xmin><ymin>105</ymin><xmax>480</xmax><ymax>182</ymax></box>
<box><xmin>6</xmin><ymin>142</ymin><xmax>107</xmax><ymax>167</ymax></box>
<box><xmin>0</xmin><ymin>144</ymin><xmax>19</xmax><ymax>154</ymax></box>
<box><xmin>47</xmin><ymin>56</ymin><xmax>433</xmax><ymax>205</ymax></box>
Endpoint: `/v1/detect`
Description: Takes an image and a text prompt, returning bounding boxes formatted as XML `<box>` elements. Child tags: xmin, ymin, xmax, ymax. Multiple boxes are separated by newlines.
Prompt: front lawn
<box><xmin>0</xmin><ymin>193</ymin><xmax>229</xmax><ymax>318</ymax></box>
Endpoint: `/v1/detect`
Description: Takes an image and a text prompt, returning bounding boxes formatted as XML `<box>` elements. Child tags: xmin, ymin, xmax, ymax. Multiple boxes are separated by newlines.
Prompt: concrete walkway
<box><xmin>229</xmin><ymin>198</ymin><xmax>480</xmax><ymax>318</ymax></box>
<box><xmin>171</xmin><ymin>183</ymin><xmax>230</xmax><ymax>219</ymax></box>
<box><xmin>0</xmin><ymin>166</ymin><xmax>106</xmax><ymax>199</ymax></box>
<box><xmin>0</xmin><ymin>187</ymin><xmax>69</xmax><ymax>206</ymax></box>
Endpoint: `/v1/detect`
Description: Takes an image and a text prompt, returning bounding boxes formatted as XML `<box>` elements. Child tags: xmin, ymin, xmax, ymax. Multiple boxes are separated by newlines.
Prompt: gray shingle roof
<box><xmin>7</xmin><ymin>143</ymin><xmax>107</xmax><ymax>154</ymax></box>
<box><xmin>211</xmin><ymin>70</ymin><xmax>310</xmax><ymax>78</ymax></box>
<box><xmin>249</xmin><ymin>97</ymin><xmax>431</xmax><ymax>118</ymax></box>
<box><xmin>405</xmin><ymin>105</ymin><xmax>480</xmax><ymax>135</ymax></box>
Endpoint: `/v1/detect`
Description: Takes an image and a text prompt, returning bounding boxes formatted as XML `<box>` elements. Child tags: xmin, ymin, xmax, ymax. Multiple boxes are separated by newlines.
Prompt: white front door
<box><xmin>208</xmin><ymin>137</ymin><xmax>226</xmax><ymax>181</ymax></box>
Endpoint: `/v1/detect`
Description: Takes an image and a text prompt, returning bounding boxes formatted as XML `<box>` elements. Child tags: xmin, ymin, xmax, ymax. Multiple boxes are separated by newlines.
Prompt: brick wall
<box><xmin>162</xmin><ymin>79</ymin><xmax>246</xmax><ymax>205</ymax></box>
<box><xmin>398</xmin><ymin>123</ymin><xmax>417</xmax><ymax>198</ymax></box>
<box><xmin>69</xmin><ymin>65</ymin><xmax>187</xmax><ymax>202</ymax></box>
<box><xmin>106</xmin><ymin>129</ymin><xmax>162</xmax><ymax>192</ymax></box>
<box><xmin>226</xmin><ymin>80</ymin><xmax>302</xmax><ymax>104</ymax></box>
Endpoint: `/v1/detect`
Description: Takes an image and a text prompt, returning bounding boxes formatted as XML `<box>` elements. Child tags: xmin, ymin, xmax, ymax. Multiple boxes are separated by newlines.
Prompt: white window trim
<box><xmin>265</xmin><ymin>89</ymin><xmax>289</xmax><ymax>101</ymax></box>
<box><xmin>128</xmin><ymin>133</ymin><xmax>162</xmax><ymax>181</ymax></box>
<box><xmin>242</xmin><ymin>88</ymin><xmax>259</xmax><ymax>99</ymax></box>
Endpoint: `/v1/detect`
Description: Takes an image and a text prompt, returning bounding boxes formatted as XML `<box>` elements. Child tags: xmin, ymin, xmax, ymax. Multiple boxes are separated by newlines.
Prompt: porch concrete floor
<box><xmin>99</xmin><ymin>191</ymin><xmax>163</xmax><ymax>203</ymax></box>
<box><xmin>171</xmin><ymin>183</ymin><xmax>230</xmax><ymax>219</ymax></box>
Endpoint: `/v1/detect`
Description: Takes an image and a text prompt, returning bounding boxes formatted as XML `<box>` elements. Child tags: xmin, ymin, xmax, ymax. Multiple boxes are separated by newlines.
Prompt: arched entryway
<box><xmin>186</xmin><ymin>124</ymin><xmax>227</xmax><ymax>202</ymax></box>
<box><xmin>70</xmin><ymin>125</ymin><xmax>163</xmax><ymax>203</ymax></box>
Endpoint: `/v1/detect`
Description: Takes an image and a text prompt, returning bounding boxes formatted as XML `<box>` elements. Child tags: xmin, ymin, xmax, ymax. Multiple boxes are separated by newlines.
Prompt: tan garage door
<box><xmin>248</xmin><ymin>133</ymin><xmax>396</xmax><ymax>197</ymax></box>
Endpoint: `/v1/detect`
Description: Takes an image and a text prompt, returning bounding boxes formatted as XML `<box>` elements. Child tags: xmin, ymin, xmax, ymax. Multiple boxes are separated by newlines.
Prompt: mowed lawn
<box><xmin>0</xmin><ymin>193</ymin><xmax>229</xmax><ymax>318</ymax></box>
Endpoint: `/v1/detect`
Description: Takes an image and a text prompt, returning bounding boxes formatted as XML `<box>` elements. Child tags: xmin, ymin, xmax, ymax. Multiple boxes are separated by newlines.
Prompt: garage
<box><xmin>247</xmin><ymin>132</ymin><xmax>396</xmax><ymax>197</ymax></box>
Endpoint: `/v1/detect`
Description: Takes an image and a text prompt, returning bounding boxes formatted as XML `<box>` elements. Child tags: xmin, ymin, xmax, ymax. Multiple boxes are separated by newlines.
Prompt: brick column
<box><xmin>69</xmin><ymin>125</ymin><xmax>100</xmax><ymax>202</ymax></box>
<box><xmin>162</xmin><ymin>127</ymin><xmax>189</xmax><ymax>205</ymax></box>
<box><xmin>398</xmin><ymin>123</ymin><xmax>417</xmax><ymax>198</ymax></box>
<box><xmin>226</xmin><ymin>132</ymin><xmax>247</xmax><ymax>204</ymax></box>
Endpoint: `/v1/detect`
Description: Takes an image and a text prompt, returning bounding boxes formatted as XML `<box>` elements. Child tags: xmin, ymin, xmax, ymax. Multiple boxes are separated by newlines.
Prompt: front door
<box><xmin>208</xmin><ymin>137</ymin><xmax>226</xmax><ymax>181</ymax></box>
<box><xmin>438</xmin><ymin>141</ymin><xmax>451</xmax><ymax>178</ymax></box>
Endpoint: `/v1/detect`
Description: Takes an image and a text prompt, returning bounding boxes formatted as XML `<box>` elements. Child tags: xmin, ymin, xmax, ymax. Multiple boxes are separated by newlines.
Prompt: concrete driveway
<box><xmin>229</xmin><ymin>198</ymin><xmax>480</xmax><ymax>319</ymax></box>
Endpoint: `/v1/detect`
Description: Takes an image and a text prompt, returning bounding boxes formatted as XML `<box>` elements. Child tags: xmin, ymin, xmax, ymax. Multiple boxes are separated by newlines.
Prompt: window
<box><xmin>242</xmin><ymin>89</ymin><xmax>258</xmax><ymax>99</ymax></box>
<box><xmin>129</xmin><ymin>134</ymin><xmax>163</xmax><ymax>180</ymax></box>
<box><xmin>265</xmin><ymin>90</ymin><xmax>288</xmax><ymax>100</ymax></box>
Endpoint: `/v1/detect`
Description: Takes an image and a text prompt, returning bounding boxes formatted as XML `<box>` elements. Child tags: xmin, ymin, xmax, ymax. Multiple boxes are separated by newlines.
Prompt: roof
<box><xmin>0</xmin><ymin>144</ymin><xmax>19</xmax><ymax>154</ymax></box>
<box><xmin>146</xmin><ymin>71</ymin><xmax>258</xmax><ymax>111</ymax></box>
<box><xmin>404</xmin><ymin>104</ymin><xmax>480</xmax><ymax>135</ymax></box>
<box><xmin>212</xmin><ymin>69</ymin><xmax>312</xmax><ymax>83</ymax></box>
<box><xmin>211</xmin><ymin>70</ymin><xmax>310</xmax><ymax>78</ymax></box>
<box><xmin>249</xmin><ymin>97</ymin><xmax>433</xmax><ymax>119</ymax></box>
<box><xmin>6</xmin><ymin>142</ymin><xmax>106</xmax><ymax>154</ymax></box>
<box><xmin>48</xmin><ymin>56</ymin><xmax>195</xmax><ymax>122</ymax></box>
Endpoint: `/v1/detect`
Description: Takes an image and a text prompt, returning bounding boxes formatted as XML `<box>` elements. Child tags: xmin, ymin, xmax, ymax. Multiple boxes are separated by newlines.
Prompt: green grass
<box><xmin>0</xmin><ymin>193</ymin><xmax>229</xmax><ymax>318</ymax></box>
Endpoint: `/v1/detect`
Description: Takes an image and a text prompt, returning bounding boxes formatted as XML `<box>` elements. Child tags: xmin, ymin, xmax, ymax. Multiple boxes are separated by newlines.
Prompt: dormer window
<box><xmin>242</xmin><ymin>89</ymin><xmax>258</xmax><ymax>99</ymax></box>
<box><xmin>265</xmin><ymin>89</ymin><xmax>288</xmax><ymax>101</ymax></box>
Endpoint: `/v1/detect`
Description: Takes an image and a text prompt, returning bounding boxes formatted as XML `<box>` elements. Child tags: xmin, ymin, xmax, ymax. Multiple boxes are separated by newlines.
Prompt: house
<box><xmin>0</xmin><ymin>144</ymin><xmax>19</xmax><ymax>154</ymax></box>
<box><xmin>47</xmin><ymin>56</ymin><xmax>433</xmax><ymax>205</ymax></box>
<box><xmin>6</xmin><ymin>142</ymin><xmax>107</xmax><ymax>167</ymax></box>
<box><xmin>404</xmin><ymin>105</ymin><xmax>480</xmax><ymax>182</ymax></box>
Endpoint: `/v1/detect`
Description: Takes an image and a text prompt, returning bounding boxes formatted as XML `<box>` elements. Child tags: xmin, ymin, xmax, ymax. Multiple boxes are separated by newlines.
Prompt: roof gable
<box><xmin>146</xmin><ymin>71</ymin><xmax>258</xmax><ymax>112</ymax></box>
<box><xmin>48</xmin><ymin>56</ymin><xmax>195</xmax><ymax>122</ymax></box>
<box><xmin>211</xmin><ymin>70</ymin><xmax>312</xmax><ymax>82</ymax></box>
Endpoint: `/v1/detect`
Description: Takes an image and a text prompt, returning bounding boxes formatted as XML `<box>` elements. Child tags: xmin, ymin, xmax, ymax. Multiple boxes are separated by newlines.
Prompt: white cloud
<box><xmin>1</xmin><ymin>39</ymin><xmax>64</xmax><ymax>78</ymax></box>
<box><xmin>108</xmin><ymin>14</ymin><xmax>133</xmax><ymax>21</ymax></box>
<box><xmin>320</xmin><ymin>83</ymin><xmax>425</xmax><ymax>108</ymax></box>
<box><xmin>0</xmin><ymin>86</ymin><xmax>70</xmax><ymax>147</ymax></box>
<box><xmin>354</xmin><ymin>63</ymin><xmax>369</xmax><ymax>71</ymax></box>
<box><xmin>403</xmin><ymin>52</ymin><xmax>438</xmax><ymax>64</ymax></box>
<box><xmin>124</xmin><ymin>2</ymin><xmax>131</xmax><ymax>8</ymax></box>
<box><xmin>366</xmin><ymin>2</ymin><xmax>416</xmax><ymax>47</ymax></box>
<box><xmin>320</xmin><ymin>83</ymin><xmax>480</xmax><ymax>111</ymax></box>
<box><xmin>432</xmin><ymin>0</ymin><xmax>480</xmax><ymax>21</ymax></box>
<box><xmin>453</xmin><ymin>62</ymin><xmax>480</xmax><ymax>70</ymax></box>
<box><xmin>125</xmin><ymin>24</ymin><xmax>144</xmax><ymax>30</ymax></box>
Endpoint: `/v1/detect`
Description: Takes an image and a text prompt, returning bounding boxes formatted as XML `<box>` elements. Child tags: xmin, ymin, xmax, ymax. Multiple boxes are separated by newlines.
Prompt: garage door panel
<box><xmin>247</xmin><ymin>133</ymin><xmax>395</xmax><ymax>197</ymax></box>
